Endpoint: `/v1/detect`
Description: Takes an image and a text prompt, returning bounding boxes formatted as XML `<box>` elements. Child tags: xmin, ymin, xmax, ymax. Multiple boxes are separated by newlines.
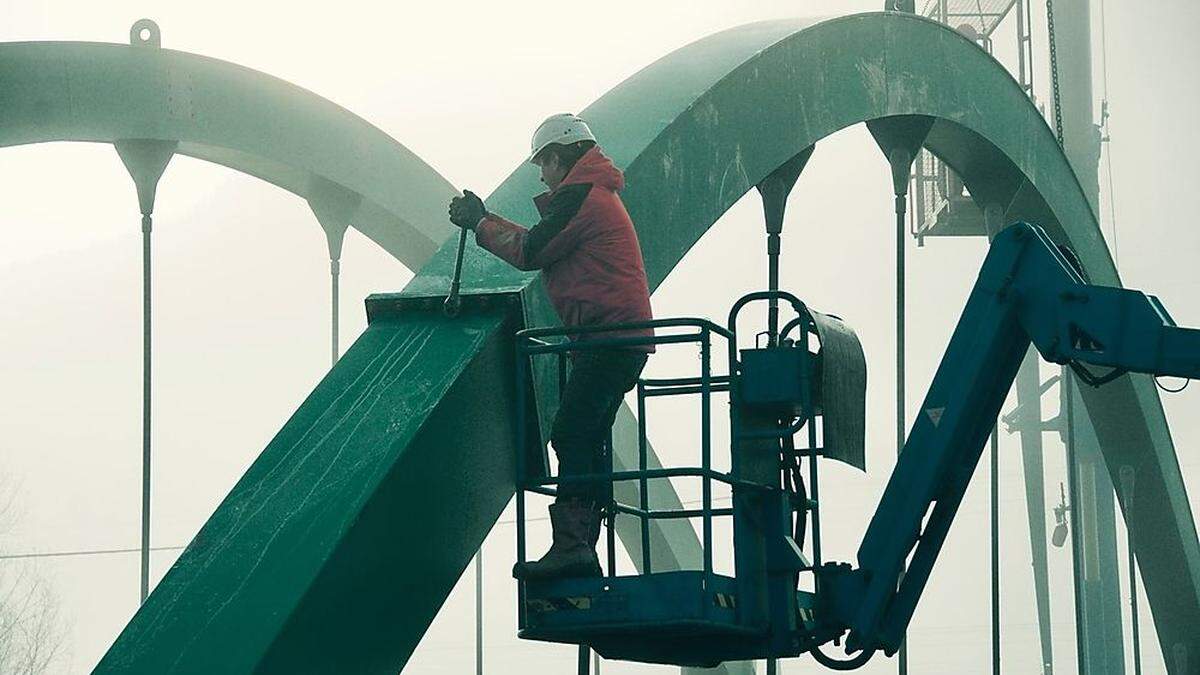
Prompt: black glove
<box><xmin>448</xmin><ymin>189</ymin><xmax>487</xmax><ymax>230</ymax></box>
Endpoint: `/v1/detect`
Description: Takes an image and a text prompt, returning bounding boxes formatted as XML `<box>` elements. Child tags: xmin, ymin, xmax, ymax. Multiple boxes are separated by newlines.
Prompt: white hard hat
<box><xmin>529</xmin><ymin>113</ymin><xmax>597</xmax><ymax>164</ymax></box>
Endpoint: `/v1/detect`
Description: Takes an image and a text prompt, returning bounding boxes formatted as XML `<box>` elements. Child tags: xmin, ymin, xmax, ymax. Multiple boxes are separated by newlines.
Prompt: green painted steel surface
<box><xmin>84</xmin><ymin>11</ymin><xmax>1198</xmax><ymax>671</ymax></box>
<box><xmin>97</xmin><ymin>306</ymin><xmax>520</xmax><ymax>672</ymax></box>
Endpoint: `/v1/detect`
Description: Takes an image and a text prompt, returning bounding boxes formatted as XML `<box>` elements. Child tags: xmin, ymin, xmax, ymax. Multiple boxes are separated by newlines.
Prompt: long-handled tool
<box><xmin>443</xmin><ymin>226</ymin><xmax>469</xmax><ymax>317</ymax></box>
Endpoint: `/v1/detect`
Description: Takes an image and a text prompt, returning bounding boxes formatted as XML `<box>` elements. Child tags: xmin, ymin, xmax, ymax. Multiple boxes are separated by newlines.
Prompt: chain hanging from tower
<box><xmin>1046</xmin><ymin>0</ymin><xmax>1065</xmax><ymax>147</ymax></box>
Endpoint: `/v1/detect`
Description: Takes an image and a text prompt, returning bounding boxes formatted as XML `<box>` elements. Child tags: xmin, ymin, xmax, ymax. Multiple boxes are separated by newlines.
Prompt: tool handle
<box><xmin>444</xmin><ymin>227</ymin><xmax>469</xmax><ymax>317</ymax></box>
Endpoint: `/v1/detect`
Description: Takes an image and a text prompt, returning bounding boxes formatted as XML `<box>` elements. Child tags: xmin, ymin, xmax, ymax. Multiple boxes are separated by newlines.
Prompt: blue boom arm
<box><xmin>823</xmin><ymin>222</ymin><xmax>1200</xmax><ymax>656</ymax></box>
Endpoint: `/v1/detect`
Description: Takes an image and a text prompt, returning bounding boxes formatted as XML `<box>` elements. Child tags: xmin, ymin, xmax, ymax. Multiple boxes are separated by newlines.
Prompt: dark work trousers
<box><xmin>551</xmin><ymin>348</ymin><xmax>648</xmax><ymax>505</ymax></box>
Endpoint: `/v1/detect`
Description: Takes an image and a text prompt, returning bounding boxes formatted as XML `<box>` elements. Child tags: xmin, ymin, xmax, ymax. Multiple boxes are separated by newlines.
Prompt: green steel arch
<box><xmin>0</xmin><ymin>28</ymin><xmax>457</xmax><ymax>268</ymax></box>
<box><xmin>92</xmin><ymin>11</ymin><xmax>1197</xmax><ymax>673</ymax></box>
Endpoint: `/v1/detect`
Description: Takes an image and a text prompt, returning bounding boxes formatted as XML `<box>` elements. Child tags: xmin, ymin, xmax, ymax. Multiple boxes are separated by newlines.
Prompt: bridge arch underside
<box><xmin>89</xmin><ymin>12</ymin><xmax>1197</xmax><ymax>673</ymax></box>
<box><xmin>451</xmin><ymin>11</ymin><xmax>1198</xmax><ymax>665</ymax></box>
<box><xmin>0</xmin><ymin>40</ymin><xmax>460</xmax><ymax>269</ymax></box>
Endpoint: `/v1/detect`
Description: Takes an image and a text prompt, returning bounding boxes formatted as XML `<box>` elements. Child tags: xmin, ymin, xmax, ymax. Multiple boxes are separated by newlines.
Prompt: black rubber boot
<box><xmin>512</xmin><ymin>501</ymin><xmax>602</xmax><ymax>581</ymax></box>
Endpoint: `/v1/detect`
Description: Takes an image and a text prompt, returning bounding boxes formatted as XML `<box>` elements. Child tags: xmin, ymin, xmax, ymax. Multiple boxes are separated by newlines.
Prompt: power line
<box><xmin>0</xmin><ymin>545</ymin><xmax>185</xmax><ymax>562</ymax></box>
<box><xmin>1098</xmin><ymin>0</ymin><xmax>1120</xmax><ymax>267</ymax></box>
<box><xmin>0</xmin><ymin>496</ymin><xmax>738</xmax><ymax>562</ymax></box>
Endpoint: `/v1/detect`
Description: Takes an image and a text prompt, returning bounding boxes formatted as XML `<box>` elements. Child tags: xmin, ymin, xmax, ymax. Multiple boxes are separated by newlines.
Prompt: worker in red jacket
<box><xmin>448</xmin><ymin>113</ymin><xmax>654</xmax><ymax>580</ymax></box>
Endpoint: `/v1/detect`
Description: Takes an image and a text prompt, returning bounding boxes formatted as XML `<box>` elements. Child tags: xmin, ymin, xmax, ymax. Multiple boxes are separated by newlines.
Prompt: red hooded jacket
<box><xmin>475</xmin><ymin>147</ymin><xmax>655</xmax><ymax>351</ymax></box>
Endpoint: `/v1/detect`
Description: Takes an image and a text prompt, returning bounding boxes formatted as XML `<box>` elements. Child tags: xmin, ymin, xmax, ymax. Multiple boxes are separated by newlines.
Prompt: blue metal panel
<box><xmin>834</xmin><ymin>222</ymin><xmax>1200</xmax><ymax>656</ymax></box>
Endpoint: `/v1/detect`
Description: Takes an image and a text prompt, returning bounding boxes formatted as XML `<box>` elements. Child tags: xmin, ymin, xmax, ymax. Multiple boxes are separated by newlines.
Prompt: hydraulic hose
<box><xmin>810</xmin><ymin>644</ymin><xmax>876</xmax><ymax>671</ymax></box>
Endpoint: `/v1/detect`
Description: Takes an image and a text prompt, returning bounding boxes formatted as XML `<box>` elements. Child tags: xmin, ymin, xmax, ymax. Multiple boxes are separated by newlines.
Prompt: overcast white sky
<box><xmin>2</xmin><ymin>1</ymin><xmax>1199</xmax><ymax>673</ymax></box>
